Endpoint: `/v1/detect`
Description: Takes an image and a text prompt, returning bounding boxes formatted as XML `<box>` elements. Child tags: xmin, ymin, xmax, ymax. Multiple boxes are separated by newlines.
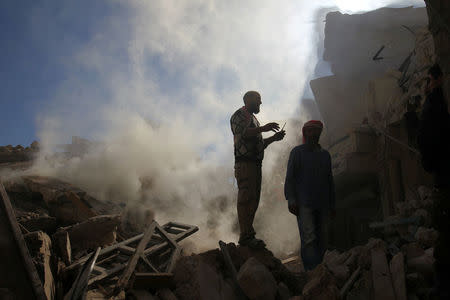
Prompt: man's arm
<box><xmin>263</xmin><ymin>130</ymin><xmax>286</xmax><ymax>148</ymax></box>
<box><xmin>245</xmin><ymin>122</ymin><xmax>280</xmax><ymax>137</ymax></box>
<box><xmin>285</xmin><ymin>148</ymin><xmax>299</xmax><ymax>215</ymax></box>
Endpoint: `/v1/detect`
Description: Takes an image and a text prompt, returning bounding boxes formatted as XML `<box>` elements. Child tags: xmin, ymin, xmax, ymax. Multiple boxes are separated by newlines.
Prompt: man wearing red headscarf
<box><xmin>284</xmin><ymin>120</ymin><xmax>335</xmax><ymax>270</ymax></box>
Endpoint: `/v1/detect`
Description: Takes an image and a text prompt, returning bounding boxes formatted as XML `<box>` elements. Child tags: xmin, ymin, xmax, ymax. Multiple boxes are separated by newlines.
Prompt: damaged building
<box><xmin>0</xmin><ymin>1</ymin><xmax>449</xmax><ymax>300</ymax></box>
<box><xmin>310</xmin><ymin>6</ymin><xmax>435</xmax><ymax>250</ymax></box>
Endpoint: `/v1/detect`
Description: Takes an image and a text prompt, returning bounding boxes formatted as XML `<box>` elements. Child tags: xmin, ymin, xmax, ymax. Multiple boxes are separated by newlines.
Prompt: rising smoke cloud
<box><xmin>27</xmin><ymin>0</ymin><xmax>424</xmax><ymax>254</ymax></box>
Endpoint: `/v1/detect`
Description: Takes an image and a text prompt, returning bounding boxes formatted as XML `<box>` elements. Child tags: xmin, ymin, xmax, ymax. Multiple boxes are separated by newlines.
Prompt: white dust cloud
<box><xmin>27</xmin><ymin>0</ymin><xmax>423</xmax><ymax>254</ymax></box>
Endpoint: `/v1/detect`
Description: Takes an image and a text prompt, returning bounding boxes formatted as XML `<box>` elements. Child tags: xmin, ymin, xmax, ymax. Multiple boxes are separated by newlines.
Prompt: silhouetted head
<box><xmin>302</xmin><ymin>120</ymin><xmax>323</xmax><ymax>144</ymax></box>
<box><xmin>243</xmin><ymin>91</ymin><xmax>262</xmax><ymax>114</ymax></box>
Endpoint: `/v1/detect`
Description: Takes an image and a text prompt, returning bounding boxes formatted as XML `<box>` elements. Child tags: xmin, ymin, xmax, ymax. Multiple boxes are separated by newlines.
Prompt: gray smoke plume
<box><xmin>23</xmin><ymin>0</ymin><xmax>424</xmax><ymax>255</ymax></box>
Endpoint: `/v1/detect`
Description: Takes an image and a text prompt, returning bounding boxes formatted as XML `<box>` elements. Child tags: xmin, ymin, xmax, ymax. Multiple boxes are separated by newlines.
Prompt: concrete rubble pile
<box><xmin>281</xmin><ymin>185</ymin><xmax>438</xmax><ymax>300</ymax></box>
<box><xmin>1</xmin><ymin>173</ymin><xmax>313</xmax><ymax>300</ymax></box>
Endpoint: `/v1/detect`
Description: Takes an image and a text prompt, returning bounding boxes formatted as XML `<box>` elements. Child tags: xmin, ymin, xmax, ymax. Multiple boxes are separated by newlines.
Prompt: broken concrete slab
<box><xmin>53</xmin><ymin>230</ymin><xmax>72</xmax><ymax>265</ymax></box>
<box><xmin>24</xmin><ymin>231</ymin><xmax>55</xmax><ymax>300</ymax></box>
<box><xmin>357</xmin><ymin>239</ymin><xmax>387</xmax><ymax>269</ymax></box>
<box><xmin>174</xmin><ymin>256</ymin><xmax>235</xmax><ymax>300</ymax></box>
<box><xmin>414</xmin><ymin>227</ymin><xmax>439</xmax><ymax>248</ymax></box>
<box><xmin>407</xmin><ymin>248</ymin><xmax>435</xmax><ymax>279</ymax></box>
<box><xmin>53</xmin><ymin>191</ymin><xmax>97</xmax><ymax>225</ymax></box>
<box><xmin>401</xmin><ymin>242</ymin><xmax>425</xmax><ymax>260</ymax></box>
<box><xmin>224</xmin><ymin>243</ymin><xmax>302</xmax><ymax>295</ymax></box>
<box><xmin>327</xmin><ymin>263</ymin><xmax>350</xmax><ymax>288</ymax></box>
<box><xmin>302</xmin><ymin>264</ymin><xmax>339</xmax><ymax>300</ymax></box>
<box><xmin>54</xmin><ymin>214</ymin><xmax>120</xmax><ymax>256</ymax></box>
<box><xmin>370</xmin><ymin>247</ymin><xmax>395</xmax><ymax>300</ymax></box>
<box><xmin>237</xmin><ymin>257</ymin><xmax>277</xmax><ymax>300</ymax></box>
<box><xmin>21</xmin><ymin>176</ymin><xmax>120</xmax><ymax>225</ymax></box>
<box><xmin>389</xmin><ymin>252</ymin><xmax>407</xmax><ymax>300</ymax></box>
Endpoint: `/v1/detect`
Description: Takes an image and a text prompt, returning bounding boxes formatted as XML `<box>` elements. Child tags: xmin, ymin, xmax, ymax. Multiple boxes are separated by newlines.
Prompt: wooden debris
<box><xmin>64</xmin><ymin>221</ymin><xmax>197</xmax><ymax>294</ymax></box>
<box><xmin>116</xmin><ymin>221</ymin><xmax>157</xmax><ymax>291</ymax></box>
<box><xmin>0</xmin><ymin>181</ymin><xmax>46</xmax><ymax>300</ymax></box>
<box><xmin>281</xmin><ymin>256</ymin><xmax>300</xmax><ymax>265</ymax></box>
<box><xmin>64</xmin><ymin>247</ymin><xmax>100</xmax><ymax>300</ymax></box>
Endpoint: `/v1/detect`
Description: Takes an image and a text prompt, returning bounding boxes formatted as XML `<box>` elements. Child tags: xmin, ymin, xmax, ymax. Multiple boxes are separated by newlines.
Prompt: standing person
<box><xmin>230</xmin><ymin>90</ymin><xmax>285</xmax><ymax>248</ymax></box>
<box><xmin>417</xmin><ymin>64</ymin><xmax>450</xmax><ymax>299</ymax></box>
<box><xmin>284</xmin><ymin>120</ymin><xmax>335</xmax><ymax>271</ymax></box>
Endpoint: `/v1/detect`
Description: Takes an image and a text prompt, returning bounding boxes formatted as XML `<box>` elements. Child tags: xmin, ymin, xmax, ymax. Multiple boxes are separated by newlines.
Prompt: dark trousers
<box><xmin>297</xmin><ymin>206</ymin><xmax>328</xmax><ymax>271</ymax></box>
<box><xmin>234</xmin><ymin>161</ymin><xmax>262</xmax><ymax>243</ymax></box>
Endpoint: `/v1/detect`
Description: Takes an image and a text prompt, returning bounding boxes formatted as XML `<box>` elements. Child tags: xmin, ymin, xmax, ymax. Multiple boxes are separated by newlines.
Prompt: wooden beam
<box><xmin>166</xmin><ymin>247</ymin><xmax>181</xmax><ymax>273</ymax></box>
<box><xmin>115</xmin><ymin>221</ymin><xmax>157</xmax><ymax>291</ymax></box>
<box><xmin>88</xmin><ymin>263</ymin><xmax>126</xmax><ymax>286</ymax></box>
<box><xmin>65</xmin><ymin>234</ymin><xmax>144</xmax><ymax>271</ymax></box>
<box><xmin>0</xmin><ymin>181</ymin><xmax>47</xmax><ymax>300</ymax></box>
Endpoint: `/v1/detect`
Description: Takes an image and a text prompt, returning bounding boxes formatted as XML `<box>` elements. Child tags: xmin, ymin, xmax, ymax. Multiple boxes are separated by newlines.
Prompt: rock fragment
<box><xmin>237</xmin><ymin>257</ymin><xmax>277</xmax><ymax>300</ymax></box>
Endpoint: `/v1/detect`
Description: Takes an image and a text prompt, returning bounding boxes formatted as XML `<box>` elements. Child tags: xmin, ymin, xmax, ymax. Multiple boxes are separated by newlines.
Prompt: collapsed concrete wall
<box><xmin>310</xmin><ymin>6</ymin><xmax>437</xmax><ymax>250</ymax></box>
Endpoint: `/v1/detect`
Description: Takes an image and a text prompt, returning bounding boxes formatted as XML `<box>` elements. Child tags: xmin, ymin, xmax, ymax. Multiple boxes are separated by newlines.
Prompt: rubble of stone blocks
<box><xmin>281</xmin><ymin>185</ymin><xmax>439</xmax><ymax>300</ymax></box>
<box><xmin>1</xmin><ymin>172</ymin><xmax>442</xmax><ymax>300</ymax></box>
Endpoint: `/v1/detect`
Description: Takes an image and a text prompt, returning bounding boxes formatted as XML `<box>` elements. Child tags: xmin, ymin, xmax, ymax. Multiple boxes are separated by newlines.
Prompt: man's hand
<box><xmin>273</xmin><ymin>130</ymin><xmax>285</xmax><ymax>141</ymax></box>
<box><xmin>288</xmin><ymin>201</ymin><xmax>299</xmax><ymax>216</ymax></box>
<box><xmin>262</xmin><ymin>122</ymin><xmax>280</xmax><ymax>132</ymax></box>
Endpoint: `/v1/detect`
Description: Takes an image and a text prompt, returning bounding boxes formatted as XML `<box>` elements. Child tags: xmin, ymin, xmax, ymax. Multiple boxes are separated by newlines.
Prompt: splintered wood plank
<box><xmin>140</xmin><ymin>255</ymin><xmax>159</xmax><ymax>273</ymax></box>
<box><xmin>390</xmin><ymin>252</ymin><xmax>407</xmax><ymax>300</ymax></box>
<box><xmin>88</xmin><ymin>263</ymin><xmax>126</xmax><ymax>286</ymax></box>
<box><xmin>116</xmin><ymin>221</ymin><xmax>157</xmax><ymax>290</ymax></box>
<box><xmin>0</xmin><ymin>182</ymin><xmax>47</xmax><ymax>300</ymax></box>
<box><xmin>371</xmin><ymin>247</ymin><xmax>396</xmax><ymax>300</ymax></box>
<box><xmin>166</xmin><ymin>247</ymin><xmax>181</xmax><ymax>273</ymax></box>
<box><xmin>65</xmin><ymin>233</ymin><xmax>144</xmax><ymax>271</ymax></box>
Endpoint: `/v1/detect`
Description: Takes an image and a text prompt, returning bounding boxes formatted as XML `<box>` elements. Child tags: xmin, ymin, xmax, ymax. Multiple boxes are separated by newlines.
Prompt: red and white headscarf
<box><xmin>302</xmin><ymin>120</ymin><xmax>323</xmax><ymax>143</ymax></box>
